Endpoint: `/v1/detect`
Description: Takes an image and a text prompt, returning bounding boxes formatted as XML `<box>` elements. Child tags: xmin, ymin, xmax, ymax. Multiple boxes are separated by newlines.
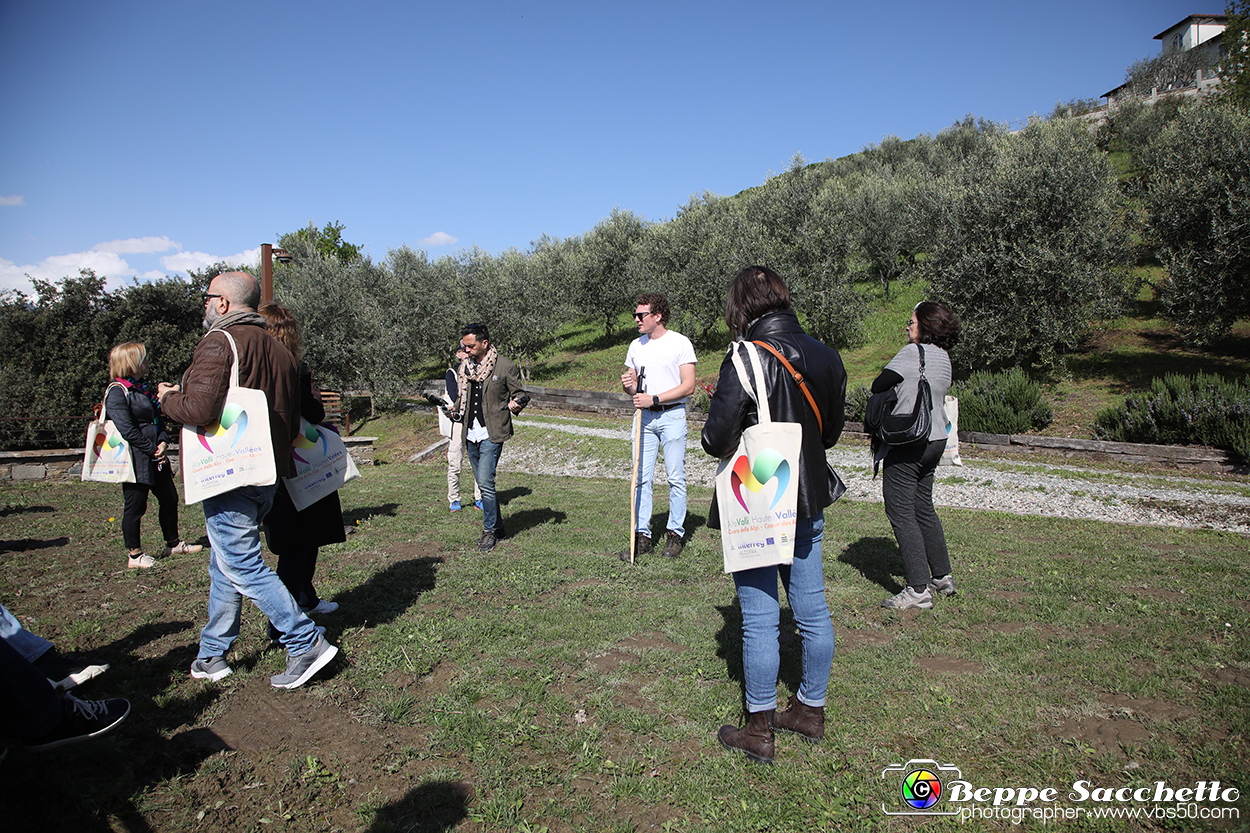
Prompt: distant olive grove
<box><xmin>3</xmin><ymin>99</ymin><xmax>1248</xmax><ymax>448</ymax></box>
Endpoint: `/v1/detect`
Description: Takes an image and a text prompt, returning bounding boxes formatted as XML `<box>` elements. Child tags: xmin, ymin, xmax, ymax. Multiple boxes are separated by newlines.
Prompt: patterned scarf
<box><xmin>453</xmin><ymin>345</ymin><xmax>498</xmax><ymax>417</ymax></box>
<box><xmin>115</xmin><ymin>376</ymin><xmax>163</xmax><ymax>427</ymax></box>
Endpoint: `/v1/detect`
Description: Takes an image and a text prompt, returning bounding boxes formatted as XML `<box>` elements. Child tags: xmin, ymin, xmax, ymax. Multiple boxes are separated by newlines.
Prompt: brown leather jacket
<box><xmin>162</xmin><ymin>320</ymin><xmax>301</xmax><ymax>478</ymax></box>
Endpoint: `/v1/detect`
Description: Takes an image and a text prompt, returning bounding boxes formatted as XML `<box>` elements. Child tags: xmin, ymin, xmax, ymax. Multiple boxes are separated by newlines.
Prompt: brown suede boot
<box><xmin>774</xmin><ymin>694</ymin><xmax>824</xmax><ymax>742</ymax></box>
<box><xmin>717</xmin><ymin>709</ymin><xmax>775</xmax><ymax>765</ymax></box>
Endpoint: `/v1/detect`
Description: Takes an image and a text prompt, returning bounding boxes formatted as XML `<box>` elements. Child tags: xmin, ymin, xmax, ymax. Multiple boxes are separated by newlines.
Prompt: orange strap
<box><xmin>752</xmin><ymin>340</ymin><xmax>823</xmax><ymax>434</ymax></box>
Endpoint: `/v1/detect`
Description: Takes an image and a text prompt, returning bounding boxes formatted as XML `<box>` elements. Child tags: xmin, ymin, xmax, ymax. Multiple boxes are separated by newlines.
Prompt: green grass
<box><xmin>2</xmin><ymin>440</ymin><xmax>1248</xmax><ymax>831</ymax></box>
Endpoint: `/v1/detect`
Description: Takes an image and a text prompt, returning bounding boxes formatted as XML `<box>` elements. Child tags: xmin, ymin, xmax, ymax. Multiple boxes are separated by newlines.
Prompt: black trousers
<box><xmin>120</xmin><ymin>467</ymin><xmax>180</xmax><ymax>550</ymax></box>
<box><xmin>882</xmin><ymin>438</ymin><xmax>952</xmax><ymax>590</ymax></box>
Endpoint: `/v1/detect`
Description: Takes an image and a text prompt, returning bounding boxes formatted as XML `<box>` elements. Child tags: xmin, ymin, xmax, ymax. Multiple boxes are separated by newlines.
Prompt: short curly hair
<box><xmin>635</xmin><ymin>292</ymin><xmax>670</xmax><ymax>326</ymax></box>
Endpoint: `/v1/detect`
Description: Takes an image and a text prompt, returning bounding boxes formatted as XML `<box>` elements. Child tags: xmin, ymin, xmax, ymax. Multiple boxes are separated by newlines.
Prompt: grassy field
<box><xmin>1</xmin><ymin>423</ymin><xmax>1248</xmax><ymax>831</ymax></box>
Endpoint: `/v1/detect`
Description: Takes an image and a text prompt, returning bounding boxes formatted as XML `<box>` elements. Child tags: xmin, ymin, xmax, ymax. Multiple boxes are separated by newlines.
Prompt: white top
<box><xmin>625</xmin><ymin>330</ymin><xmax>697</xmax><ymax>402</ymax></box>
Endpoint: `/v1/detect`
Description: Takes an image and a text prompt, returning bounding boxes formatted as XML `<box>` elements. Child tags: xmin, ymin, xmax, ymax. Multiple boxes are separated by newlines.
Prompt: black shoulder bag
<box><xmin>864</xmin><ymin>344</ymin><xmax>932</xmax><ymax>446</ymax></box>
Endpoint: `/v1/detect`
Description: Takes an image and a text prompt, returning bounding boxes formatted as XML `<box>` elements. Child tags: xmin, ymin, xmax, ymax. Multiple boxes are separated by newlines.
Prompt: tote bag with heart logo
<box><xmin>180</xmin><ymin>331</ymin><xmax>277</xmax><ymax>504</ymax></box>
<box><xmin>283</xmin><ymin>417</ymin><xmax>361</xmax><ymax>511</ymax></box>
<box><xmin>81</xmin><ymin>383</ymin><xmax>137</xmax><ymax>484</ymax></box>
<box><xmin>713</xmin><ymin>341</ymin><xmax>802</xmax><ymax>574</ymax></box>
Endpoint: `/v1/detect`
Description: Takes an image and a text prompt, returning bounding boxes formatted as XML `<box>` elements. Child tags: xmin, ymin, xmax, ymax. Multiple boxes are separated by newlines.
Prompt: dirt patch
<box><xmin>1049</xmin><ymin>717</ymin><xmax>1153</xmax><ymax>755</ymax></box>
<box><xmin>1123</xmin><ymin>585</ymin><xmax>1189</xmax><ymax>602</ymax></box>
<box><xmin>990</xmin><ymin>590</ymin><xmax>1027</xmax><ymax>602</ymax></box>
<box><xmin>1099</xmin><ymin>691</ymin><xmax>1195</xmax><ymax>723</ymax></box>
<box><xmin>838</xmin><ymin>628</ymin><xmax>893</xmax><ymax>649</ymax></box>
<box><xmin>1206</xmin><ymin>666</ymin><xmax>1250</xmax><ymax>687</ymax></box>
<box><xmin>917</xmin><ymin>656</ymin><xmax>985</xmax><ymax>674</ymax></box>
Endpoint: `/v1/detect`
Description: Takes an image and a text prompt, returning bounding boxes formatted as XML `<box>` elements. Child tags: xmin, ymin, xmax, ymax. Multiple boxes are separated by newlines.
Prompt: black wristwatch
<box><xmin>652</xmin><ymin>395</ymin><xmax>660</xmax><ymax>407</ymax></box>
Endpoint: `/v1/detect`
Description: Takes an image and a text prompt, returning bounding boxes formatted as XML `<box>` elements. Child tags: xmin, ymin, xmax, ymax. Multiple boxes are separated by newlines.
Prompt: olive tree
<box><xmin>274</xmin><ymin>238</ymin><xmax>417</xmax><ymax>415</ymax></box>
<box><xmin>1141</xmin><ymin>102</ymin><xmax>1250</xmax><ymax>343</ymax></box>
<box><xmin>926</xmin><ymin>117</ymin><xmax>1134</xmax><ymax>372</ymax></box>
<box><xmin>568</xmin><ymin>208</ymin><xmax>650</xmax><ymax>339</ymax></box>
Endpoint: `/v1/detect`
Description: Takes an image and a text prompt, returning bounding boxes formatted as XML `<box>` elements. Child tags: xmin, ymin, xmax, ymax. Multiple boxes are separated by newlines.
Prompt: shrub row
<box><xmin>1094</xmin><ymin>373</ymin><xmax>1250</xmax><ymax>460</ymax></box>
<box><xmin>847</xmin><ymin>370</ymin><xmax>1053</xmax><ymax>436</ymax></box>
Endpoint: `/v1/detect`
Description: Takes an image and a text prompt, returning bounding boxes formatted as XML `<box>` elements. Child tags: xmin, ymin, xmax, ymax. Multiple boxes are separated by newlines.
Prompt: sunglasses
<box><xmin>633</xmin><ymin>311</ymin><xmax>654</xmax><ymax>320</ymax></box>
<box><xmin>203</xmin><ymin>293</ymin><xmax>222</xmax><ymax>304</ymax></box>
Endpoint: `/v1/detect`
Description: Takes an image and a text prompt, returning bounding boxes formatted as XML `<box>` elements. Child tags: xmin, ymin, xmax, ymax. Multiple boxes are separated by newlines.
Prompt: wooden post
<box><xmin>260</xmin><ymin>243</ymin><xmax>273</xmax><ymax>306</ymax></box>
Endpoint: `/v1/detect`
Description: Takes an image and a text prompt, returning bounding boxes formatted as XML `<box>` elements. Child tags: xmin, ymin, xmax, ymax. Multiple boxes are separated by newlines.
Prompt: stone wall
<box><xmin>1</xmin><ymin>438</ymin><xmax>376</xmax><ymax>484</ymax></box>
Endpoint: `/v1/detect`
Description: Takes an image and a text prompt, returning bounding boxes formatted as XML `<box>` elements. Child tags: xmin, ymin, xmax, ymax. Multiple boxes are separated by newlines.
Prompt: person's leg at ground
<box><xmin>633</xmin><ymin>412</ymin><xmax>660</xmax><ymax>549</ymax></box>
<box><xmin>913</xmin><ymin>439</ymin><xmax>952</xmax><ymax>582</ymax></box>
<box><xmin>0</xmin><ymin>602</ymin><xmax>53</xmax><ymax>664</ymax></box>
<box><xmin>199</xmin><ymin>487</ymin><xmax>323</xmax><ymax>668</ymax></box>
<box><xmin>121</xmin><ymin>483</ymin><xmax>157</xmax><ymax>567</ymax></box>
<box><xmin>657</xmin><ymin>407</ymin><xmax>688</xmax><ymax>556</ymax></box>
<box><xmin>719</xmin><ymin>563</ymin><xmax>780</xmax><ymax>763</ymax></box>
<box><xmin>776</xmin><ymin>514</ymin><xmax>833</xmax><ymax>741</ymax></box>
<box><xmin>467</xmin><ymin>439</ymin><xmax>504</xmax><ymax>550</ymax></box>
<box><xmin>881</xmin><ymin>441</ymin><xmax>935</xmax><ymax>609</ymax></box>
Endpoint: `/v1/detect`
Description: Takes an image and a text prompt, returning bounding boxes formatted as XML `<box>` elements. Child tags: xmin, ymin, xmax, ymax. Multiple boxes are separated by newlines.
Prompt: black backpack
<box><xmin>864</xmin><ymin>344</ymin><xmax>932</xmax><ymax>446</ymax></box>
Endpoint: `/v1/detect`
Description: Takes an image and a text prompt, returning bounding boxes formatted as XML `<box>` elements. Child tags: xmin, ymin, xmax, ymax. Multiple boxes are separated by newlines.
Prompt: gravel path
<box><xmin>504</xmin><ymin>418</ymin><xmax>1250</xmax><ymax>534</ymax></box>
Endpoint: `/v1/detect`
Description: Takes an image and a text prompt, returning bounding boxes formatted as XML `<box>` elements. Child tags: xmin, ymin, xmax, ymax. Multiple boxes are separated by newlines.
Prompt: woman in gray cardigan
<box><xmin>105</xmin><ymin>342</ymin><xmax>201</xmax><ymax>568</ymax></box>
<box><xmin>871</xmin><ymin>302</ymin><xmax>961</xmax><ymax>610</ymax></box>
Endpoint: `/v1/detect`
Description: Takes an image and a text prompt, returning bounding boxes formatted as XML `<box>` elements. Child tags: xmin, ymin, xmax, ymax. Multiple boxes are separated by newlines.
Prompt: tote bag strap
<box><xmin>752</xmin><ymin>340</ymin><xmax>823</xmax><ymax>434</ymax></box>
<box><xmin>728</xmin><ymin>341</ymin><xmax>773</xmax><ymax>425</ymax></box>
<box><xmin>211</xmin><ymin>329</ymin><xmax>242</xmax><ymax>389</ymax></box>
<box><xmin>99</xmin><ymin>381</ymin><xmax>129</xmax><ymax>423</ymax></box>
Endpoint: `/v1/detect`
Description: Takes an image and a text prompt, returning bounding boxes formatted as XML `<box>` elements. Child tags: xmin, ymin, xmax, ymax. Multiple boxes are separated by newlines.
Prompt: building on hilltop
<box><xmin>1103</xmin><ymin>14</ymin><xmax>1227</xmax><ymax>107</ymax></box>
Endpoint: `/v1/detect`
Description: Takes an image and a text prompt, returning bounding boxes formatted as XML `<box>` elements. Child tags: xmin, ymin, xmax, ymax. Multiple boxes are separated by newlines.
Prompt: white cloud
<box><xmin>0</xmin><ymin>250</ymin><xmax>133</xmax><ymax>294</ymax></box>
<box><xmin>0</xmin><ymin>242</ymin><xmax>263</xmax><ymax>296</ymax></box>
<box><xmin>419</xmin><ymin>231</ymin><xmax>458</xmax><ymax>247</ymax></box>
<box><xmin>159</xmin><ymin>247</ymin><xmax>260</xmax><ymax>273</ymax></box>
<box><xmin>94</xmin><ymin>236</ymin><xmax>180</xmax><ymax>255</ymax></box>
<box><xmin>0</xmin><ymin>195</ymin><xmax>24</xmax><ymax>206</ymax></box>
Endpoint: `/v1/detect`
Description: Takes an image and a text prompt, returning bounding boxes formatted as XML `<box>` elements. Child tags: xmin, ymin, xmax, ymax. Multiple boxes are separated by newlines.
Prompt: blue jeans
<box><xmin>0</xmin><ymin>602</ymin><xmax>53</xmax><ymax>663</ymax></box>
<box><xmin>466</xmin><ymin>438</ymin><xmax>504</xmax><ymax>533</ymax></box>
<box><xmin>199</xmin><ymin>486</ymin><xmax>319</xmax><ymax>659</ymax></box>
<box><xmin>731</xmin><ymin>514</ymin><xmax>834</xmax><ymax>712</ymax></box>
<box><xmin>634</xmin><ymin>407</ymin><xmax>687</xmax><ymax>537</ymax></box>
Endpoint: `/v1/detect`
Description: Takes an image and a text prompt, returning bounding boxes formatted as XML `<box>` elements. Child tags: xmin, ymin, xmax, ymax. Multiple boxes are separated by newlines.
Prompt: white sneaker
<box><xmin>303</xmin><ymin>599</ymin><xmax>339</xmax><ymax>615</ymax></box>
<box><xmin>881</xmin><ymin>586</ymin><xmax>934</xmax><ymax>610</ymax></box>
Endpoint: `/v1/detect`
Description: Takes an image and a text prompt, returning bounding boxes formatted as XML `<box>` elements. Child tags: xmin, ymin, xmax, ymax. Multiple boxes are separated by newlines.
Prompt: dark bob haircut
<box><xmin>724</xmin><ymin>265</ymin><xmax>791</xmax><ymax>338</ymax></box>
<box><xmin>914</xmin><ymin>301</ymin><xmax>961</xmax><ymax>351</ymax></box>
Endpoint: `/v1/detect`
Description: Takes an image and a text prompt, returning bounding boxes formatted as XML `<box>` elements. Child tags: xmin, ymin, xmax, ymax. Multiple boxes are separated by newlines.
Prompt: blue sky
<box><xmin>0</xmin><ymin>0</ymin><xmax>1201</xmax><ymax>295</ymax></box>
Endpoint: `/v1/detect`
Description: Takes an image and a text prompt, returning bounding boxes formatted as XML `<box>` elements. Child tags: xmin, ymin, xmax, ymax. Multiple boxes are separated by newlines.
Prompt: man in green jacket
<box><xmin>453</xmin><ymin>323</ymin><xmax>528</xmax><ymax>552</ymax></box>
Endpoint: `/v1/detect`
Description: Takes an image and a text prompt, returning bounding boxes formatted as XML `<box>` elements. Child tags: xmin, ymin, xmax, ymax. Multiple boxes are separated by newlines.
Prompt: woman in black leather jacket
<box><xmin>701</xmin><ymin>266</ymin><xmax>847</xmax><ymax>764</ymax></box>
<box><xmin>105</xmin><ymin>343</ymin><xmax>201</xmax><ymax>569</ymax></box>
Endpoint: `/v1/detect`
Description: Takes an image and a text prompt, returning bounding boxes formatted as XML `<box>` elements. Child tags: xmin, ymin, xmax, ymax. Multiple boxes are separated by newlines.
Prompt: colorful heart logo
<box><xmin>730</xmin><ymin>448</ymin><xmax>790</xmax><ymax>512</ymax></box>
<box><xmin>197</xmin><ymin>402</ymin><xmax>248</xmax><ymax>452</ymax></box>
<box><xmin>93</xmin><ymin>431</ymin><xmax>127</xmax><ymax>460</ymax></box>
<box><xmin>290</xmin><ymin>419</ymin><xmax>327</xmax><ymax>464</ymax></box>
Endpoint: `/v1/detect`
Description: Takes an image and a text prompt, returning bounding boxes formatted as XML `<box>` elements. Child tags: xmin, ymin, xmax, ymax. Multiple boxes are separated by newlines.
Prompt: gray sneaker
<box><xmin>190</xmin><ymin>656</ymin><xmax>233</xmax><ymax>681</ymax></box>
<box><xmin>270</xmin><ymin>636</ymin><xmax>338</xmax><ymax>689</ymax></box>
<box><xmin>928</xmin><ymin>574</ymin><xmax>958</xmax><ymax>597</ymax></box>
<box><xmin>881</xmin><ymin>586</ymin><xmax>934</xmax><ymax>610</ymax></box>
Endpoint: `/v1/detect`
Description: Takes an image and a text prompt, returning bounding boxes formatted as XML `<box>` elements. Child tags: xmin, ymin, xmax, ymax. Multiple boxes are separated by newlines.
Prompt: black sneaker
<box><xmin>23</xmin><ymin>694</ymin><xmax>131</xmax><ymax>752</ymax></box>
<box><xmin>478</xmin><ymin>530</ymin><xmax>498</xmax><ymax>552</ymax></box>
<box><xmin>33</xmin><ymin>649</ymin><xmax>110</xmax><ymax>692</ymax></box>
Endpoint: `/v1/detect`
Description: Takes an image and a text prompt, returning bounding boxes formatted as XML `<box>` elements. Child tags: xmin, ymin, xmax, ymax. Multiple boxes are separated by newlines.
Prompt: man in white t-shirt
<box><xmin>621</xmin><ymin>293</ymin><xmax>697</xmax><ymax>559</ymax></box>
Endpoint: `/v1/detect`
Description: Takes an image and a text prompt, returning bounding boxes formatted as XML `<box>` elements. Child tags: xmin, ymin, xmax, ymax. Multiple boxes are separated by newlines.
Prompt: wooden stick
<box><xmin>628</xmin><ymin>406</ymin><xmax>642</xmax><ymax>564</ymax></box>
